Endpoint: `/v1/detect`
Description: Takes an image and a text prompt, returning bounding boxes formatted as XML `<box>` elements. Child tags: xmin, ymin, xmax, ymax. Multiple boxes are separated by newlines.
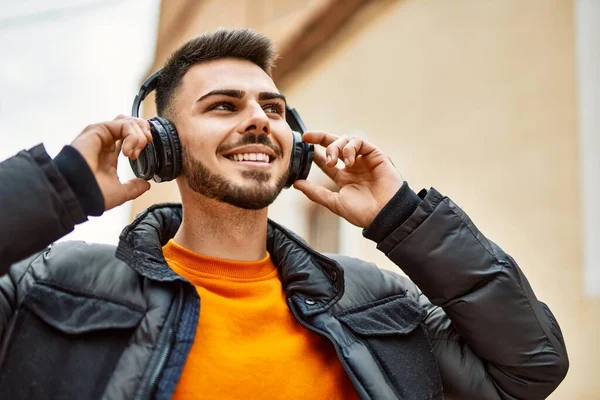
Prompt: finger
<box><xmin>293</xmin><ymin>180</ymin><xmax>339</xmax><ymax>214</ymax></box>
<box><xmin>133</xmin><ymin>118</ymin><xmax>153</xmax><ymax>143</ymax></box>
<box><xmin>111</xmin><ymin>178</ymin><xmax>151</xmax><ymax>209</ymax></box>
<box><xmin>123</xmin><ymin>178</ymin><xmax>151</xmax><ymax>201</ymax></box>
<box><xmin>120</xmin><ymin>122</ymin><xmax>142</xmax><ymax>158</ymax></box>
<box><xmin>107</xmin><ymin>139</ymin><xmax>119</xmax><ymax>154</ymax></box>
<box><xmin>325</xmin><ymin>136</ymin><xmax>351</xmax><ymax>167</ymax></box>
<box><xmin>121</xmin><ymin>120</ymin><xmax>150</xmax><ymax>158</ymax></box>
<box><xmin>106</xmin><ymin>140</ymin><xmax>122</xmax><ymax>164</ymax></box>
<box><xmin>342</xmin><ymin>136</ymin><xmax>377</xmax><ymax>167</ymax></box>
<box><xmin>102</xmin><ymin>118</ymin><xmax>148</xmax><ymax>150</ymax></box>
<box><xmin>127</xmin><ymin>120</ymin><xmax>151</xmax><ymax>158</ymax></box>
<box><xmin>114</xmin><ymin>115</ymin><xmax>152</xmax><ymax>144</ymax></box>
<box><xmin>302</xmin><ymin>131</ymin><xmax>340</xmax><ymax>148</ymax></box>
<box><xmin>313</xmin><ymin>147</ymin><xmax>339</xmax><ymax>181</ymax></box>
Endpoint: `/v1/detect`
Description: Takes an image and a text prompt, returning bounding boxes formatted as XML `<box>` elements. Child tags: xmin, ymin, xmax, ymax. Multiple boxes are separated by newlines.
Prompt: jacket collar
<box><xmin>115</xmin><ymin>203</ymin><xmax>344</xmax><ymax>315</ymax></box>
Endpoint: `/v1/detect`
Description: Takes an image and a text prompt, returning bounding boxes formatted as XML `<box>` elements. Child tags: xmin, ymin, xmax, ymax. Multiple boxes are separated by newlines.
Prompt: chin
<box><xmin>183</xmin><ymin>151</ymin><xmax>288</xmax><ymax>210</ymax></box>
<box><xmin>220</xmin><ymin>184</ymin><xmax>283</xmax><ymax>210</ymax></box>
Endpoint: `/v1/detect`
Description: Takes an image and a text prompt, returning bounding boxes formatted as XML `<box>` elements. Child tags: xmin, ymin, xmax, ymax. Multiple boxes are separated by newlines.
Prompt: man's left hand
<box><xmin>293</xmin><ymin>131</ymin><xmax>404</xmax><ymax>229</ymax></box>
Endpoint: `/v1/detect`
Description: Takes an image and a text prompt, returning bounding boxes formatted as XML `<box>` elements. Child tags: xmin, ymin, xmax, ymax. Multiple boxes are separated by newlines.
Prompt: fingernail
<box><xmin>344</xmin><ymin>158</ymin><xmax>350</xmax><ymax>165</ymax></box>
<box><xmin>326</xmin><ymin>155</ymin><xmax>332</xmax><ymax>164</ymax></box>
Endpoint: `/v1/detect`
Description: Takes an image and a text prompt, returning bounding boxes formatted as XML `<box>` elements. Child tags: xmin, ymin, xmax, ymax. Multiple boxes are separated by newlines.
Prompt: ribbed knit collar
<box><xmin>163</xmin><ymin>239</ymin><xmax>276</xmax><ymax>281</ymax></box>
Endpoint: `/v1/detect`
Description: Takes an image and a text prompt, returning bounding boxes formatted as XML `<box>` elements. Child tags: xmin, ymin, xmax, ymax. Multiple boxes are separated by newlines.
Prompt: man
<box><xmin>0</xmin><ymin>29</ymin><xmax>567</xmax><ymax>400</ymax></box>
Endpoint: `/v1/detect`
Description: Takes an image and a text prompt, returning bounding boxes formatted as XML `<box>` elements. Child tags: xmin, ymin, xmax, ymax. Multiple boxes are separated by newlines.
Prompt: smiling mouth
<box><xmin>225</xmin><ymin>152</ymin><xmax>274</xmax><ymax>164</ymax></box>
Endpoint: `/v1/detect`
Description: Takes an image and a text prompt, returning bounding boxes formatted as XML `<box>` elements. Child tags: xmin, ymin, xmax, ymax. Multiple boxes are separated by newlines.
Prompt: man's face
<box><xmin>172</xmin><ymin>58</ymin><xmax>293</xmax><ymax>209</ymax></box>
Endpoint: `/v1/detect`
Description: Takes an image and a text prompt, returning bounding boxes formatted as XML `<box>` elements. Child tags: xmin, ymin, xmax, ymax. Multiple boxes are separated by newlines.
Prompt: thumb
<box><xmin>122</xmin><ymin>178</ymin><xmax>151</xmax><ymax>202</ymax></box>
<box><xmin>106</xmin><ymin>178</ymin><xmax>151</xmax><ymax>210</ymax></box>
<box><xmin>293</xmin><ymin>180</ymin><xmax>338</xmax><ymax>213</ymax></box>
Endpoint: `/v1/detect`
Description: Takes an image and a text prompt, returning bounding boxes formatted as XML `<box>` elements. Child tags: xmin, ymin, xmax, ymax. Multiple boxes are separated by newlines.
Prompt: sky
<box><xmin>0</xmin><ymin>0</ymin><xmax>161</xmax><ymax>244</ymax></box>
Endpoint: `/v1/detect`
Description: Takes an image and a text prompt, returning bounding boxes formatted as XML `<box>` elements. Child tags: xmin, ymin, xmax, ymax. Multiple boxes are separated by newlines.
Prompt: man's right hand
<box><xmin>70</xmin><ymin>115</ymin><xmax>153</xmax><ymax>211</ymax></box>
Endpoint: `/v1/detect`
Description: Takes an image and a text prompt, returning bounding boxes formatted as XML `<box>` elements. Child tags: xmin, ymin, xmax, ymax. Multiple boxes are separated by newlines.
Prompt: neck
<box><xmin>173</xmin><ymin>192</ymin><xmax>269</xmax><ymax>262</ymax></box>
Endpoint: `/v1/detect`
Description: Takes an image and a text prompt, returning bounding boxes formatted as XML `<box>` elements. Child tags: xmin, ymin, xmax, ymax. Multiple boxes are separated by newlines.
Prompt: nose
<box><xmin>241</xmin><ymin>102</ymin><xmax>270</xmax><ymax>135</ymax></box>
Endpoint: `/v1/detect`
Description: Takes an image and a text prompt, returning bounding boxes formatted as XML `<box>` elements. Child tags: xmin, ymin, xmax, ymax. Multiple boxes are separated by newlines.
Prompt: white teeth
<box><xmin>227</xmin><ymin>153</ymin><xmax>271</xmax><ymax>163</ymax></box>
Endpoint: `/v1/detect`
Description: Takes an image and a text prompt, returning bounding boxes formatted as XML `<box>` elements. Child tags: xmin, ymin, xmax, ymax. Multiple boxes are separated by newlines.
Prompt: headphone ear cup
<box><xmin>129</xmin><ymin>136</ymin><xmax>158</xmax><ymax>181</ymax></box>
<box><xmin>147</xmin><ymin>117</ymin><xmax>182</xmax><ymax>182</ymax></box>
<box><xmin>169</xmin><ymin>122</ymin><xmax>183</xmax><ymax>179</ymax></box>
<box><xmin>285</xmin><ymin>131</ymin><xmax>314</xmax><ymax>188</ymax></box>
<box><xmin>298</xmin><ymin>141</ymin><xmax>314</xmax><ymax>181</ymax></box>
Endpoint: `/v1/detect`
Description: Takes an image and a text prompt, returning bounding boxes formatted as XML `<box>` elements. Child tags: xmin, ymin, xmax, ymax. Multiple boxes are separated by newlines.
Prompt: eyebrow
<box><xmin>197</xmin><ymin>89</ymin><xmax>286</xmax><ymax>104</ymax></box>
<box><xmin>259</xmin><ymin>92</ymin><xmax>286</xmax><ymax>104</ymax></box>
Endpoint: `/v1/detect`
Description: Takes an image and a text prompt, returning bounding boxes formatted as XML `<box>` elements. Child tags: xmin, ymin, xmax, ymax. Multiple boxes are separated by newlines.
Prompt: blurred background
<box><xmin>0</xmin><ymin>0</ymin><xmax>598</xmax><ymax>398</ymax></box>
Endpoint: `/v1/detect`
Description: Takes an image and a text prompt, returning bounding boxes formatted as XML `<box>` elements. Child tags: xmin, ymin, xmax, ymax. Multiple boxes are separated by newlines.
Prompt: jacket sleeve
<box><xmin>0</xmin><ymin>144</ymin><xmax>87</xmax><ymax>275</ymax></box>
<box><xmin>0</xmin><ymin>144</ymin><xmax>105</xmax><ymax>341</ymax></box>
<box><xmin>0</xmin><ymin>144</ymin><xmax>103</xmax><ymax>276</ymax></box>
<box><xmin>364</xmin><ymin>183</ymin><xmax>568</xmax><ymax>400</ymax></box>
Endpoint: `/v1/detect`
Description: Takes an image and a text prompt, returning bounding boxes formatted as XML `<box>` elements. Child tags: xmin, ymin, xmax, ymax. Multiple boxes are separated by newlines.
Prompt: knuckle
<box><xmin>83</xmin><ymin>123</ymin><xmax>97</xmax><ymax>132</ymax></box>
<box><xmin>133</xmin><ymin>122</ymin><xmax>146</xmax><ymax>134</ymax></box>
<box><xmin>124</xmin><ymin>121</ymin><xmax>138</xmax><ymax>132</ymax></box>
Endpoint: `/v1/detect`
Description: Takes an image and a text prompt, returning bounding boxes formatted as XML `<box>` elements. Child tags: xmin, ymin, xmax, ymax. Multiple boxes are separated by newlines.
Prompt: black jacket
<box><xmin>0</xmin><ymin>145</ymin><xmax>569</xmax><ymax>399</ymax></box>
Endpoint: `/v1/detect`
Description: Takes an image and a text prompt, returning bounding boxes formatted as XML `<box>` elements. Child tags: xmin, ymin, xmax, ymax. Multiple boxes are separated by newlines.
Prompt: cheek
<box><xmin>283</xmin><ymin>137</ymin><xmax>294</xmax><ymax>165</ymax></box>
<box><xmin>274</xmin><ymin>127</ymin><xmax>294</xmax><ymax>163</ymax></box>
<box><xmin>178</xmin><ymin>120</ymin><xmax>223</xmax><ymax>157</ymax></box>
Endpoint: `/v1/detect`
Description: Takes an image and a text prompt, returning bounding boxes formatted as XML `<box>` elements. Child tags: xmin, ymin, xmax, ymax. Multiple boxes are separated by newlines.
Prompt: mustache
<box><xmin>217</xmin><ymin>133</ymin><xmax>283</xmax><ymax>157</ymax></box>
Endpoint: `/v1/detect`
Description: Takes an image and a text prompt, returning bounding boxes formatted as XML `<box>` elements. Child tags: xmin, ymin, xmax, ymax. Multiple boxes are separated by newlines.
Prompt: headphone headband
<box><xmin>131</xmin><ymin>69</ymin><xmax>162</xmax><ymax>117</ymax></box>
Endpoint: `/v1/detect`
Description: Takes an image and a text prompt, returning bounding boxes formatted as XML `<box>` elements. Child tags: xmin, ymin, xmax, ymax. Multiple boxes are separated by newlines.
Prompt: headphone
<box><xmin>129</xmin><ymin>69</ymin><xmax>314</xmax><ymax>188</ymax></box>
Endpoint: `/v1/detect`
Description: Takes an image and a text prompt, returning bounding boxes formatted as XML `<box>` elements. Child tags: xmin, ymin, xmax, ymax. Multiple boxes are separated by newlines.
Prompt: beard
<box><xmin>182</xmin><ymin>145</ymin><xmax>289</xmax><ymax>210</ymax></box>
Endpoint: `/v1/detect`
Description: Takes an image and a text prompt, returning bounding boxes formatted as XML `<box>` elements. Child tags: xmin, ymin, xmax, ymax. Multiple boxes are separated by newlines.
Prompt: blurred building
<box><xmin>131</xmin><ymin>0</ymin><xmax>598</xmax><ymax>398</ymax></box>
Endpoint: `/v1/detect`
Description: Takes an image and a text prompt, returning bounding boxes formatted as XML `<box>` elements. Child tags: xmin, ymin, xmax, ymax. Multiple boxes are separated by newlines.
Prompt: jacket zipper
<box><xmin>287</xmin><ymin>299</ymin><xmax>370</xmax><ymax>400</ymax></box>
<box><xmin>141</xmin><ymin>285</ymin><xmax>184</xmax><ymax>400</ymax></box>
<box><xmin>271</xmin><ymin>221</ymin><xmax>370</xmax><ymax>398</ymax></box>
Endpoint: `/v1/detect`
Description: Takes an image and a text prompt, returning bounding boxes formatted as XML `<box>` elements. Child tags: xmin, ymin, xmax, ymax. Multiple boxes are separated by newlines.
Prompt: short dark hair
<box><xmin>155</xmin><ymin>28</ymin><xmax>278</xmax><ymax>117</ymax></box>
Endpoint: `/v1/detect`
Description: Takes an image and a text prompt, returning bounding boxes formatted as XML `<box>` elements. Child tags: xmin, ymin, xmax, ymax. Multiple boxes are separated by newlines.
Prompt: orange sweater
<box><xmin>163</xmin><ymin>240</ymin><xmax>359</xmax><ymax>400</ymax></box>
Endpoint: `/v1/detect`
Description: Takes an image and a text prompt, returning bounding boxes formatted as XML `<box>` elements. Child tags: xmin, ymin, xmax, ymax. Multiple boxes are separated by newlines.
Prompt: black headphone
<box><xmin>129</xmin><ymin>69</ymin><xmax>313</xmax><ymax>187</ymax></box>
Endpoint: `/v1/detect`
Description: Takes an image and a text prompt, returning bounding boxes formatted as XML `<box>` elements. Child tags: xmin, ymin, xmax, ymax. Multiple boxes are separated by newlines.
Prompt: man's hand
<box><xmin>70</xmin><ymin>115</ymin><xmax>153</xmax><ymax>211</ymax></box>
<box><xmin>293</xmin><ymin>132</ymin><xmax>404</xmax><ymax>229</ymax></box>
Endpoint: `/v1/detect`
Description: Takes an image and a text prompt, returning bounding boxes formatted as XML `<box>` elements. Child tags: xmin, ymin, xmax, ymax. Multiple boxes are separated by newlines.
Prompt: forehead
<box><xmin>181</xmin><ymin>58</ymin><xmax>279</xmax><ymax>97</ymax></box>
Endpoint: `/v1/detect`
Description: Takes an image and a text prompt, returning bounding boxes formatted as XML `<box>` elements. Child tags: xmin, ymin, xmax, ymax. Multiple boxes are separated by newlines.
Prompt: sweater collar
<box><xmin>163</xmin><ymin>239</ymin><xmax>276</xmax><ymax>281</ymax></box>
<box><xmin>115</xmin><ymin>203</ymin><xmax>344</xmax><ymax>315</ymax></box>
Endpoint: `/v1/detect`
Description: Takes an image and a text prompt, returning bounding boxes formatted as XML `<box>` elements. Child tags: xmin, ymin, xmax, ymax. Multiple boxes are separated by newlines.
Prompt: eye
<box><xmin>210</xmin><ymin>102</ymin><xmax>236</xmax><ymax>112</ymax></box>
<box><xmin>263</xmin><ymin>103</ymin><xmax>284</xmax><ymax>115</ymax></box>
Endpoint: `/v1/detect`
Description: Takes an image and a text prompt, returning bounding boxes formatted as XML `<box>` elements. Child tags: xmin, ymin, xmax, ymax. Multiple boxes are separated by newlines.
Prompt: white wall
<box><xmin>576</xmin><ymin>0</ymin><xmax>600</xmax><ymax>296</ymax></box>
<box><xmin>0</xmin><ymin>0</ymin><xmax>161</xmax><ymax>244</ymax></box>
